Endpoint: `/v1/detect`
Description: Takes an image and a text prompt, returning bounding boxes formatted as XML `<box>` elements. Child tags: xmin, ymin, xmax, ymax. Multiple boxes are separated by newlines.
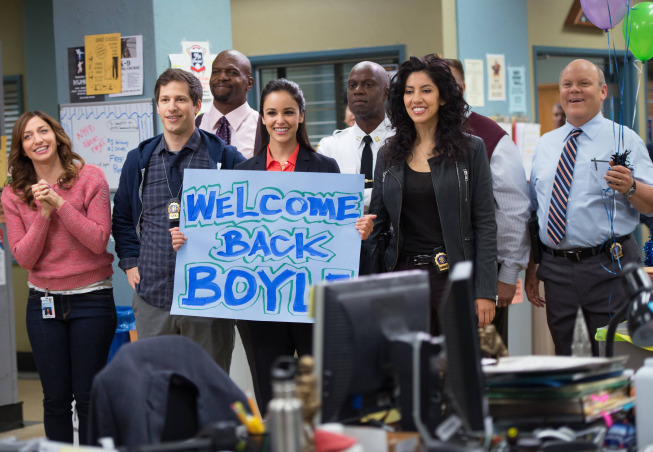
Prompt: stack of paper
<box><xmin>483</xmin><ymin>356</ymin><xmax>633</xmax><ymax>428</ymax></box>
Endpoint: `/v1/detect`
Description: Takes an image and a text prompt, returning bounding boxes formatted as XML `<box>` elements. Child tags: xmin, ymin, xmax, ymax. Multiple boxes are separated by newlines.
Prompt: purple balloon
<box><xmin>581</xmin><ymin>0</ymin><xmax>630</xmax><ymax>30</ymax></box>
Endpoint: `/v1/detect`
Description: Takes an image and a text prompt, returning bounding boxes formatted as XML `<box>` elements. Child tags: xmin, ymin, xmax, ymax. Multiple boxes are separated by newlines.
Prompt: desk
<box><xmin>596</xmin><ymin>324</ymin><xmax>653</xmax><ymax>370</ymax></box>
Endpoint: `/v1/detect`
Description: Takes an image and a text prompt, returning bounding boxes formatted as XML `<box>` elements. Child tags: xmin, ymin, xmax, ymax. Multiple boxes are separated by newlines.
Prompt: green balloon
<box><xmin>623</xmin><ymin>2</ymin><xmax>653</xmax><ymax>61</ymax></box>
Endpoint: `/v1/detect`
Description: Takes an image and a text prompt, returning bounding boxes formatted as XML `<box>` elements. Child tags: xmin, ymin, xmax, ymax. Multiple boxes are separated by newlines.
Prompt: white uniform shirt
<box><xmin>199</xmin><ymin>102</ymin><xmax>259</xmax><ymax>159</ymax></box>
<box><xmin>317</xmin><ymin>117</ymin><xmax>394</xmax><ymax>208</ymax></box>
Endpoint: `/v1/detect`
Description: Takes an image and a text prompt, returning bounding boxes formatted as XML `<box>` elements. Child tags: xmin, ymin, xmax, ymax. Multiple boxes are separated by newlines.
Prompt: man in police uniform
<box><xmin>318</xmin><ymin>61</ymin><xmax>393</xmax><ymax>210</ymax></box>
<box><xmin>525</xmin><ymin>59</ymin><xmax>653</xmax><ymax>355</ymax></box>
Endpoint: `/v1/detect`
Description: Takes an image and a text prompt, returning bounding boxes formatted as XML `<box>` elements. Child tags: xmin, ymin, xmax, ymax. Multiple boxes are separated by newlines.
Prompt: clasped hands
<box><xmin>32</xmin><ymin>179</ymin><xmax>65</xmax><ymax>218</ymax></box>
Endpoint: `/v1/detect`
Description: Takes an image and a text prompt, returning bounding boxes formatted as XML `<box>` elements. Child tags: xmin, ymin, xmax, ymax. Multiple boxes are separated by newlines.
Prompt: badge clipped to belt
<box><xmin>434</xmin><ymin>252</ymin><xmax>449</xmax><ymax>273</ymax></box>
<box><xmin>610</xmin><ymin>242</ymin><xmax>624</xmax><ymax>260</ymax></box>
<box><xmin>41</xmin><ymin>292</ymin><xmax>55</xmax><ymax>319</ymax></box>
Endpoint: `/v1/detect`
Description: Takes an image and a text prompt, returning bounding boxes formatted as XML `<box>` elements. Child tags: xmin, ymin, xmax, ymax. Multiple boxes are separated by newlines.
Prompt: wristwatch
<box><xmin>624</xmin><ymin>179</ymin><xmax>637</xmax><ymax>198</ymax></box>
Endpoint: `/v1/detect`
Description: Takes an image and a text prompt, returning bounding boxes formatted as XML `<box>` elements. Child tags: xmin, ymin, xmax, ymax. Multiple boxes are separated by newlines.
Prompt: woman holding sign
<box><xmin>363</xmin><ymin>54</ymin><xmax>497</xmax><ymax>335</ymax></box>
<box><xmin>172</xmin><ymin>78</ymin><xmax>373</xmax><ymax>412</ymax></box>
<box><xmin>2</xmin><ymin>111</ymin><xmax>116</xmax><ymax>444</ymax></box>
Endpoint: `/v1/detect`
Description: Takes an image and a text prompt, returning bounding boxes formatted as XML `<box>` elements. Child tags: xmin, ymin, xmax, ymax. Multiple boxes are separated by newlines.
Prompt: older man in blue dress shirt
<box><xmin>525</xmin><ymin>59</ymin><xmax>653</xmax><ymax>356</ymax></box>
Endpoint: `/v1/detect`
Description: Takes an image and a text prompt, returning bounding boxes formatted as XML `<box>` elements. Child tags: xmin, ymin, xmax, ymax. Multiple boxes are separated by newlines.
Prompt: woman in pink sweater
<box><xmin>2</xmin><ymin>111</ymin><xmax>116</xmax><ymax>445</ymax></box>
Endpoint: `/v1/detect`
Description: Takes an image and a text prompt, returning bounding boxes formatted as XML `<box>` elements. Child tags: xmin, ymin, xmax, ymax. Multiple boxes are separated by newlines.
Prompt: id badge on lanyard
<box><xmin>41</xmin><ymin>290</ymin><xmax>55</xmax><ymax>319</ymax></box>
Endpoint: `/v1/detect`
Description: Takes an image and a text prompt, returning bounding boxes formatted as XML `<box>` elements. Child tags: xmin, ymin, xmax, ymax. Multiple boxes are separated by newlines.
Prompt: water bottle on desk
<box><xmin>635</xmin><ymin>358</ymin><xmax>653</xmax><ymax>450</ymax></box>
<box><xmin>268</xmin><ymin>356</ymin><xmax>304</xmax><ymax>452</ymax></box>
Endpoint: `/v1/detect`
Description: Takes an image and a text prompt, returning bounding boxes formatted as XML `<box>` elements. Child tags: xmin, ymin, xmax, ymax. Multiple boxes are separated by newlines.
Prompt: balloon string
<box><xmin>605</xmin><ymin>27</ymin><xmax>618</xmax><ymax>253</ymax></box>
<box><xmin>632</xmin><ymin>59</ymin><xmax>642</xmax><ymax>129</ymax></box>
<box><xmin>606</xmin><ymin>29</ymin><xmax>622</xmax><ymax>162</ymax></box>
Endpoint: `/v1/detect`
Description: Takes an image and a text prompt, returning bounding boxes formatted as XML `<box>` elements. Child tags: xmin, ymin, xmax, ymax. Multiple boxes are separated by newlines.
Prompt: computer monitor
<box><xmin>437</xmin><ymin>261</ymin><xmax>490</xmax><ymax>435</ymax></box>
<box><xmin>312</xmin><ymin>270</ymin><xmax>432</xmax><ymax>427</ymax></box>
<box><xmin>312</xmin><ymin>263</ymin><xmax>490</xmax><ymax>446</ymax></box>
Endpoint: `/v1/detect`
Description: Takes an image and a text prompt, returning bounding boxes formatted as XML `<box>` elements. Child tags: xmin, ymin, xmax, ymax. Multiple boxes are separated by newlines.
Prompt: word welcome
<box><xmin>184</xmin><ymin>182</ymin><xmax>360</xmax><ymax>227</ymax></box>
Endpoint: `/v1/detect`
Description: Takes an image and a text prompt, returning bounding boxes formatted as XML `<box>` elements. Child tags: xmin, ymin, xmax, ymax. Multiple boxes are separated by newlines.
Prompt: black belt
<box><xmin>541</xmin><ymin>235</ymin><xmax>630</xmax><ymax>261</ymax></box>
<box><xmin>399</xmin><ymin>247</ymin><xmax>449</xmax><ymax>272</ymax></box>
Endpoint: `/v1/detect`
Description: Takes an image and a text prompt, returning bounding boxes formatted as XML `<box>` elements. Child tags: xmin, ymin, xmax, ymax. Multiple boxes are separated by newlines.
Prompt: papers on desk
<box><xmin>484</xmin><ymin>355</ymin><xmax>627</xmax><ymax>377</ymax></box>
<box><xmin>483</xmin><ymin>355</ymin><xmax>633</xmax><ymax>428</ymax></box>
<box><xmin>483</xmin><ymin>355</ymin><xmax>627</xmax><ymax>386</ymax></box>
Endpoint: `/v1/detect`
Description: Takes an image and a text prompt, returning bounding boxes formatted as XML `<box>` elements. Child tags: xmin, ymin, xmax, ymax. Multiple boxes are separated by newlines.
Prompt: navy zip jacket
<box><xmin>112</xmin><ymin>129</ymin><xmax>245</xmax><ymax>270</ymax></box>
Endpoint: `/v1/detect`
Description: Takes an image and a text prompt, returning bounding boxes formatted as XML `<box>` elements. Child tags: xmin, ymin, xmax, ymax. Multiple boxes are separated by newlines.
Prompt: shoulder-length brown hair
<box><xmin>255</xmin><ymin>78</ymin><xmax>315</xmax><ymax>155</ymax></box>
<box><xmin>8</xmin><ymin>111</ymin><xmax>84</xmax><ymax>208</ymax></box>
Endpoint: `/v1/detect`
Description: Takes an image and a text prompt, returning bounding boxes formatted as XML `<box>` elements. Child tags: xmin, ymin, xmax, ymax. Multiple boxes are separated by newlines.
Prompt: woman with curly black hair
<box><xmin>363</xmin><ymin>54</ymin><xmax>497</xmax><ymax>334</ymax></box>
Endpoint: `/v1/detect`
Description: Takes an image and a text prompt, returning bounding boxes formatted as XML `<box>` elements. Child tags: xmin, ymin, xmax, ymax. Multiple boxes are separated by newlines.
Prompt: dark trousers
<box><xmin>26</xmin><ymin>288</ymin><xmax>116</xmax><ymax>444</ymax></box>
<box><xmin>491</xmin><ymin>307</ymin><xmax>508</xmax><ymax>346</ymax></box>
<box><xmin>132</xmin><ymin>292</ymin><xmax>235</xmax><ymax>373</ymax></box>
<box><xmin>492</xmin><ymin>264</ymin><xmax>509</xmax><ymax>347</ymax></box>
<box><xmin>536</xmin><ymin>237</ymin><xmax>639</xmax><ymax>356</ymax></box>
<box><xmin>395</xmin><ymin>259</ymin><xmax>449</xmax><ymax>336</ymax></box>
<box><xmin>237</xmin><ymin>320</ymin><xmax>312</xmax><ymax>414</ymax></box>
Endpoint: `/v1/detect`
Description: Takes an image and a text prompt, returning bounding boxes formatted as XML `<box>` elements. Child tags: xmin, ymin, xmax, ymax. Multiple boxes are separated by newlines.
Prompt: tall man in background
<box><xmin>198</xmin><ymin>50</ymin><xmax>259</xmax><ymax>159</ymax></box>
<box><xmin>526</xmin><ymin>59</ymin><xmax>653</xmax><ymax>355</ymax></box>
<box><xmin>112</xmin><ymin>69</ymin><xmax>245</xmax><ymax>370</ymax></box>
<box><xmin>445</xmin><ymin>59</ymin><xmax>531</xmax><ymax>347</ymax></box>
<box><xmin>318</xmin><ymin>61</ymin><xmax>393</xmax><ymax>210</ymax></box>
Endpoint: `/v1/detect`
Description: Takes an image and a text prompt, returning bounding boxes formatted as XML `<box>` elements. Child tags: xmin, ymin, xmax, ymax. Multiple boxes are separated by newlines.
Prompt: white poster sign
<box><xmin>169</xmin><ymin>41</ymin><xmax>216</xmax><ymax>113</ymax></box>
<box><xmin>515</xmin><ymin>122</ymin><xmax>541</xmax><ymax>181</ymax></box>
<box><xmin>109</xmin><ymin>35</ymin><xmax>143</xmax><ymax>98</ymax></box>
<box><xmin>508</xmin><ymin>66</ymin><xmax>527</xmax><ymax>114</ymax></box>
<box><xmin>487</xmin><ymin>54</ymin><xmax>506</xmax><ymax>101</ymax></box>
<box><xmin>464</xmin><ymin>59</ymin><xmax>485</xmax><ymax>107</ymax></box>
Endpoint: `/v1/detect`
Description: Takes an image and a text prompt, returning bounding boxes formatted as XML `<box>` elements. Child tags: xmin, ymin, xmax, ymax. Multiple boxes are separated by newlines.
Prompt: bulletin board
<box><xmin>59</xmin><ymin>99</ymin><xmax>155</xmax><ymax>190</ymax></box>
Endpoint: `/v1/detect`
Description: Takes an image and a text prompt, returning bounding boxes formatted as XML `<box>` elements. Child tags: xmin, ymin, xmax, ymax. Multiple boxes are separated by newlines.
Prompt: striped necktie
<box><xmin>547</xmin><ymin>128</ymin><xmax>582</xmax><ymax>245</ymax></box>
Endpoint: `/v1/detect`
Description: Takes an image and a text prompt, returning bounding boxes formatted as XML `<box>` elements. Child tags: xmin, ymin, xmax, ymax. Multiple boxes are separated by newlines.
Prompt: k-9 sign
<box><xmin>171</xmin><ymin>169</ymin><xmax>364</xmax><ymax>323</ymax></box>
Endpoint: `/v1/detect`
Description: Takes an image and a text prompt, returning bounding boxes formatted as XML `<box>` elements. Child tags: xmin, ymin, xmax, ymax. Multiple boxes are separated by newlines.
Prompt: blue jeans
<box><xmin>26</xmin><ymin>288</ymin><xmax>116</xmax><ymax>444</ymax></box>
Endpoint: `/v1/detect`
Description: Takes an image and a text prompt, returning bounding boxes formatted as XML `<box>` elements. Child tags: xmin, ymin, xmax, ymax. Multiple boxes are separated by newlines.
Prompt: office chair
<box><xmin>88</xmin><ymin>335</ymin><xmax>247</xmax><ymax>450</ymax></box>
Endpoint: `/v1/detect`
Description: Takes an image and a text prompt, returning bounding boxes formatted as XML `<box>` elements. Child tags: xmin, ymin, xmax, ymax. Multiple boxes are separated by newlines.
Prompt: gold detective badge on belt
<box><xmin>435</xmin><ymin>252</ymin><xmax>449</xmax><ymax>272</ymax></box>
<box><xmin>610</xmin><ymin>242</ymin><xmax>623</xmax><ymax>260</ymax></box>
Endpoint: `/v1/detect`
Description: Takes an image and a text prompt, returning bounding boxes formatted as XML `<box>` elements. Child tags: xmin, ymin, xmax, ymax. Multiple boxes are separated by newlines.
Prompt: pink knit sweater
<box><xmin>2</xmin><ymin>164</ymin><xmax>114</xmax><ymax>290</ymax></box>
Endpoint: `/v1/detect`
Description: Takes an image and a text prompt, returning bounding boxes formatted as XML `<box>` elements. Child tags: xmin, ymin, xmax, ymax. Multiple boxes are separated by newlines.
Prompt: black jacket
<box><xmin>235</xmin><ymin>145</ymin><xmax>340</xmax><ymax>173</ymax></box>
<box><xmin>89</xmin><ymin>336</ymin><xmax>248</xmax><ymax>449</ymax></box>
<box><xmin>362</xmin><ymin>135</ymin><xmax>497</xmax><ymax>301</ymax></box>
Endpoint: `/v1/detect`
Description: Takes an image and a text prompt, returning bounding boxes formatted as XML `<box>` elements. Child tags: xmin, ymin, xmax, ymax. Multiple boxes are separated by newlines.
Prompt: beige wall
<box><xmin>0</xmin><ymin>0</ymin><xmax>25</xmax><ymax>76</ymax></box>
<box><xmin>527</xmin><ymin>0</ymin><xmax>633</xmax><ymax>50</ymax></box>
<box><xmin>527</xmin><ymin>0</ymin><xmax>647</xmax><ymax>135</ymax></box>
<box><xmin>232</xmin><ymin>0</ymin><xmax>445</xmax><ymax>59</ymax></box>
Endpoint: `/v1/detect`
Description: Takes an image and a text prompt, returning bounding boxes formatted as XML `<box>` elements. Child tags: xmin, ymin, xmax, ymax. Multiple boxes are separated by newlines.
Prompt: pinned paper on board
<box><xmin>109</xmin><ymin>35</ymin><xmax>143</xmax><ymax>98</ymax></box>
<box><xmin>85</xmin><ymin>33</ymin><xmax>122</xmax><ymax>95</ymax></box>
<box><xmin>508</xmin><ymin>66</ymin><xmax>527</xmax><ymax>114</ymax></box>
<box><xmin>487</xmin><ymin>54</ymin><xmax>506</xmax><ymax>101</ymax></box>
<box><xmin>464</xmin><ymin>59</ymin><xmax>484</xmax><ymax>107</ymax></box>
